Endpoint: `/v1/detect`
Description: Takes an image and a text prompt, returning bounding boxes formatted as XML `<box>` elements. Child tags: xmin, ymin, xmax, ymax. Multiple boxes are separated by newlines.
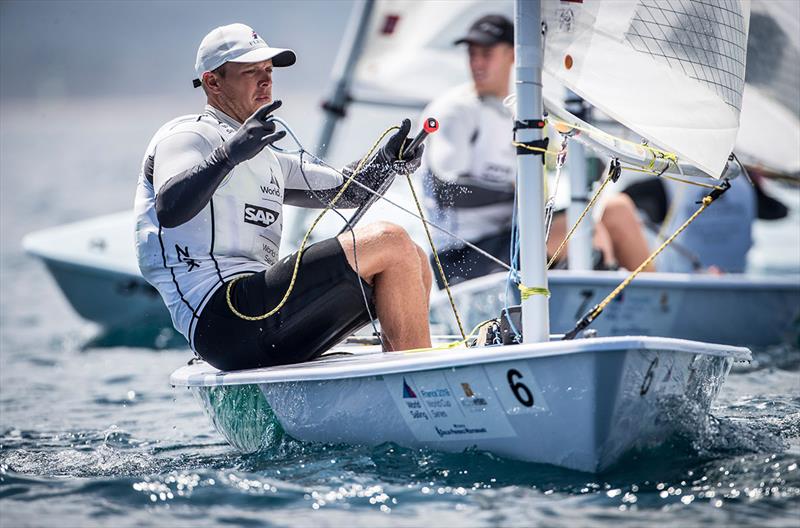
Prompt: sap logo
<box><xmin>244</xmin><ymin>203</ymin><xmax>279</xmax><ymax>228</ymax></box>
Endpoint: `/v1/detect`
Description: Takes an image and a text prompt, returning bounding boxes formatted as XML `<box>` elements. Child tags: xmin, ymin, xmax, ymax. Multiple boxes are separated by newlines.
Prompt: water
<box><xmin>2</xmin><ymin>97</ymin><xmax>800</xmax><ymax>527</ymax></box>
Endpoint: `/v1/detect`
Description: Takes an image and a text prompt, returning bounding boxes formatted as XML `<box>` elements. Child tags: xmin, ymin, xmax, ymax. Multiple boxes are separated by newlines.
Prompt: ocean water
<box><xmin>2</xmin><ymin>95</ymin><xmax>800</xmax><ymax>528</ymax></box>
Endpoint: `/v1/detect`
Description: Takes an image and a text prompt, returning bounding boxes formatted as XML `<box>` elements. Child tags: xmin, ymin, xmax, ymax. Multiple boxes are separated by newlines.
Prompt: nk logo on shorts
<box><xmin>244</xmin><ymin>203</ymin><xmax>279</xmax><ymax>228</ymax></box>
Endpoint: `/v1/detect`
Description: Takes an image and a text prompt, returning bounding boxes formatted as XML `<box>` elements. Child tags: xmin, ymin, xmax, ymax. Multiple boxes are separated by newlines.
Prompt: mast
<box><xmin>514</xmin><ymin>0</ymin><xmax>550</xmax><ymax>342</ymax></box>
<box><xmin>287</xmin><ymin>0</ymin><xmax>374</xmax><ymax>246</ymax></box>
<box><xmin>315</xmin><ymin>0</ymin><xmax>375</xmax><ymax>158</ymax></box>
<box><xmin>565</xmin><ymin>94</ymin><xmax>593</xmax><ymax>270</ymax></box>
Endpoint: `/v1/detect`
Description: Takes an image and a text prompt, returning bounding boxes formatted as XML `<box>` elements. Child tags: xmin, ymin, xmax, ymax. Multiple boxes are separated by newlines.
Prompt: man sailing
<box><xmin>135</xmin><ymin>23</ymin><xmax>432</xmax><ymax>371</ymax></box>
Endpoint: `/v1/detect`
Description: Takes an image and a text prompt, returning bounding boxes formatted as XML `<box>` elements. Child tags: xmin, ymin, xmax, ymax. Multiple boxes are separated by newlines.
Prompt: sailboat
<box><xmin>22</xmin><ymin>0</ymin><xmax>799</xmax><ymax>348</ymax></box>
<box><xmin>171</xmin><ymin>0</ymin><xmax>754</xmax><ymax>473</ymax></box>
<box><xmin>340</xmin><ymin>0</ymin><xmax>800</xmax><ymax>347</ymax></box>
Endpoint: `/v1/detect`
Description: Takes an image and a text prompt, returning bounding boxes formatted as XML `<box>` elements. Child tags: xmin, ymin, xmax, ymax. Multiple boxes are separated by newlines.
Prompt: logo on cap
<box><xmin>478</xmin><ymin>22</ymin><xmax>503</xmax><ymax>37</ymax></box>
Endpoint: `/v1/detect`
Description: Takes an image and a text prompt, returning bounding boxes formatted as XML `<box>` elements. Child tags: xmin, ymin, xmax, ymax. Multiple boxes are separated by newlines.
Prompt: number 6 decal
<box><xmin>507</xmin><ymin>369</ymin><xmax>535</xmax><ymax>407</ymax></box>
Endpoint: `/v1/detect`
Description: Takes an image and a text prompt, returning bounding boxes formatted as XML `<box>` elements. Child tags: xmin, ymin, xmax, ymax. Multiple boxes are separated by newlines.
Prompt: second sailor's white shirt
<box><xmin>420</xmin><ymin>83</ymin><xmax>517</xmax><ymax>249</ymax></box>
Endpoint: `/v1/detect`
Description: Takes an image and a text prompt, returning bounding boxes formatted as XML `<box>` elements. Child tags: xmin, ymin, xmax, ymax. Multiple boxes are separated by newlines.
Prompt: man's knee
<box><xmin>372</xmin><ymin>221</ymin><xmax>418</xmax><ymax>258</ymax></box>
<box><xmin>604</xmin><ymin>193</ymin><xmax>637</xmax><ymax>220</ymax></box>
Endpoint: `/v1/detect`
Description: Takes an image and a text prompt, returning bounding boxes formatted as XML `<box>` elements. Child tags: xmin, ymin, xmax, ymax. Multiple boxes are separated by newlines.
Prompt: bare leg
<box><xmin>337</xmin><ymin>221</ymin><xmax>432</xmax><ymax>351</ymax></box>
<box><xmin>592</xmin><ymin>223</ymin><xmax>616</xmax><ymax>267</ymax></box>
<box><xmin>600</xmin><ymin>193</ymin><xmax>655</xmax><ymax>271</ymax></box>
<box><xmin>546</xmin><ymin>212</ymin><xmax>568</xmax><ymax>265</ymax></box>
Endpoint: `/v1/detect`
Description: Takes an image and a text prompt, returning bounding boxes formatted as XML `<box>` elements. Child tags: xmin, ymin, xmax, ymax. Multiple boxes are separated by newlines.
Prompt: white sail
<box><xmin>542</xmin><ymin>0</ymin><xmax>751</xmax><ymax>178</ymax></box>
<box><xmin>348</xmin><ymin>1</ymin><xmax>578</xmax><ymax>107</ymax></box>
<box><xmin>350</xmin><ymin>0</ymin><xmax>513</xmax><ymax>107</ymax></box>
<box><xmin>736</xmin><ymin>0</ymin><xmax>800</xmax><ymax>175</ymax></box>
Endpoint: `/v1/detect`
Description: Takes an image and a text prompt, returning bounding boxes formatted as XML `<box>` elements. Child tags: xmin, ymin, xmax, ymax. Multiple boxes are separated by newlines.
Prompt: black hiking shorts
<box><xmin>193</xmin><ymin>238</ymin><xmax>375</xmax><ymax>371</ymax></box>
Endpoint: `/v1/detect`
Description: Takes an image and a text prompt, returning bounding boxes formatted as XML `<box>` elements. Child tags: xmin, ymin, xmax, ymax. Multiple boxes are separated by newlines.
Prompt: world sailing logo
<box><xmin>402</xmin><ymin>378</ymin><xmax>417</xmax><ymax>399</ymax></box>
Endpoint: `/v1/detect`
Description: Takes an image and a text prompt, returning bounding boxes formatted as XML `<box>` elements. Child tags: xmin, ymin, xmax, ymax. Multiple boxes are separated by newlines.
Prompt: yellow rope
<box><xmin>546</xmin><ymin>171</ymin><xmax>615</xmax><ymax>269</ymax></box>
<box><xmin>588</xmin><ymin>194</ymin><xmax>716</xmax><ymax>319</ymax></box>
<box><xmin>519</xmin><ymin>285</ymin><xmax>550</xmax><ymax>300</ymax></box>
<box><xmin>511</xmin><ymin>142</ymin><xmax>562</xmax><ymax>157</ymax></box>
<box><xmin>225</xmin><ymin>126</ymin><xmax>398</xmax><ymax>321</ymax></box>
<box><xmin>659</xmin><ymin>173</ymin><xmax>722</xmax><ymax>190</ymax></box>
<box><xmin>403</xmin><ymin>172</ymin><xmax>468</xmax><ymax>341</ymax></box>
<box><xmin>403</xmin><ymin>318</ymin><xmax>495</xmax><ymax>354</ymax></box>
<box><xmin>547</xmin><ymin>116</ymin><xmax>678</xmax><ymax>167</ymax></box>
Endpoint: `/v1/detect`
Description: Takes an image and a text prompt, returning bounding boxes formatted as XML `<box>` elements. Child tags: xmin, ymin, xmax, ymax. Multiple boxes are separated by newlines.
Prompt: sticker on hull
<box><xmin>385</xmin><ymin>368</ymin><xmax>516</xmax><ymax>442</ymax></box>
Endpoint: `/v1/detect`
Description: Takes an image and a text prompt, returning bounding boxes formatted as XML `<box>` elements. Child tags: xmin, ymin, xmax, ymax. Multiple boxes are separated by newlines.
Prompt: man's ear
<box><xmin>203</xmin><ymin>72</ymin><xmax>222</xmax><ymax>93</ymax></box>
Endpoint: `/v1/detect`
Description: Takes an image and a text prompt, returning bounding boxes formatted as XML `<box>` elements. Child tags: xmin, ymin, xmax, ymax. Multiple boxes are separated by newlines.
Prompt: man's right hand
<box><xmin>222</xmin><ymin>101</ymin><xmax>286</xmax><ymax>165</ymax></box>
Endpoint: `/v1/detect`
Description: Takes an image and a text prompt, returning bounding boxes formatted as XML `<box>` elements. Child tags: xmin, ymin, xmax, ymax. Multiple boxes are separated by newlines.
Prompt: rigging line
<box><xmin>545</xmin><ymin>115</ymin><xmax>678</xmax><ymax>166</ymax></box>
<box><xmin>655</xmin><ymin>178</ymin><xmax>685</xmax><ymax>245</ymax></box>
<box><xmin>658</xmin><ymin>173</ymin><xmax>725</xmax><ymax>190</ymax></box>
<box><xmin>546</xmin><ymin>160</ymin><xmax>618</xmax><ymax>269</ymax></box>
<box><xmin>305</xmin><ymin>153</ymin><xmax>513</xmax><ymax>273</ymax></box>
<box><xmin>402</xmin><ymin>318</ymin><xmax>496</xmax><ymax>354</ymax></box>
<box><xmin>544</xmin><ymin>136</ymin><xmax>569</xmax><ymax>243</ymax></box>
<box><xmin>225</xmin><ymin>125</ymin><xmax>398</xmax><ymax>321</ymax></box>
<box><xmin>563</xmin><ymin>180</ymin><xmax>731</xmax><ymax>340</ymax></box>
<box><xmin>403</xmin><ymin>172</ymin><xmax>467</xmax><ymax>342</ymax></box>
<box><xmin>641</xmin><ymin>216</ymin><xmax>703</xmax><ymax>271</ymax></box>
<box><xmin>295</xmin><ymin>149</ymin><xmax>384</xmax><ymax>348</ymax></box>
<box><xmin>511</xmin><ymin>142</ymin><xmax>562</xmax><ymax>156</ymax></box>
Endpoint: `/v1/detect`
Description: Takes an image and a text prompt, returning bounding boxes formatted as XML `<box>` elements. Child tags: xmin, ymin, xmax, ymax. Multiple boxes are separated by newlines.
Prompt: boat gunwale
<box><xmin>435</xmin><ymin>270</ymin><xmax>800</xmax><ymax>295</ymax></box>
<box><xmin>170</xmin><ymin>335</ymin><xmax>750</xmax><ymax>387</ymax></box>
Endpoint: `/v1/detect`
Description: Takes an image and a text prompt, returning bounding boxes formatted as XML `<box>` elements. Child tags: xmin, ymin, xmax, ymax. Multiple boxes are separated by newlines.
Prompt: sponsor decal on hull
<box><xmin>386</xmin><ymin>368</ymin><xmax>516</xmax><ymax>442</ymax></box>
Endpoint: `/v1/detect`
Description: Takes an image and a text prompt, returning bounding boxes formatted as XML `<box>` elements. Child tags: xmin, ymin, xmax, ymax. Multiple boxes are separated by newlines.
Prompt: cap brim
<box><xmin>193</xmin><ymin>46</ymin><xmax>297</xmax><ymax>88</ymax></box>
<box><xmin>454</xmin><ymin>30</ymin><xmax>506</xmax><ymax>46</ymax></box>
<box><xmin>230</xmin><ymin>47</ymin><xmax>296</xmax><ymax>67</ymax></box>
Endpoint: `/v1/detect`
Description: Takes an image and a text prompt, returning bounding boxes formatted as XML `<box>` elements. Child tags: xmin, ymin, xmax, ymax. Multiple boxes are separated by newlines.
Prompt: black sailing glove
<box><xmin>222</xmin><ymin>100</ymin><xmax>286</xmax><ymax>165</ymax></box>
<box><xmin>377</xmin><ymin>118</ymin><xmax>425</xmax><ymax>176</ymax></box>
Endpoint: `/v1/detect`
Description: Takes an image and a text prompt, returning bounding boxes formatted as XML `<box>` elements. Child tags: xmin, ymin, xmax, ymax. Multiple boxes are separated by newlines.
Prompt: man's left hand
<box><xmin>380</xmin><ymin>118</ymin><xmax>424</xmax><ymax>175</ymax></box>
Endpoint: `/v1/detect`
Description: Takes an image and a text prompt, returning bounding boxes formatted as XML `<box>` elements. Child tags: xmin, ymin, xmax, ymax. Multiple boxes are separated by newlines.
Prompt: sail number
<box><xmin>640</xmin><ymin>357</ymin><xmax>659</xmax><ymax>396</ymax></box>
<box><xmin>506</xmin><ymin>369</ymin><xmax>534</xmax><ymax>407</ymax></box>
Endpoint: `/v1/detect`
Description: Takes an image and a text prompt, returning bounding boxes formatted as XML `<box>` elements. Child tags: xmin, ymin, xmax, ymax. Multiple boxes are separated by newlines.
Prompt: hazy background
<box><xmin>0</xmin><ymin>0</ymin><xmax>350</xmax><ymax>100</ymax></box>
<box><xmin>0</xmin><ymin>0</ymin><xmax>422</xmax><ymax>255</ymax></box>
<box><xmin>0</xmin><ymin>0</ymin><xmax>355</xmax><ymax>238</ymax></box>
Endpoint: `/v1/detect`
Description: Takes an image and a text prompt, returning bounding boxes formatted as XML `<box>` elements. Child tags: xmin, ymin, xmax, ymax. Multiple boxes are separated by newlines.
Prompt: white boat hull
<box><xmin>172</xmin><ymin>336</ymin><xmax>749</xmax><ymax>473</ymax></box>
<box><xmin>22</xmin><ymin>211</ymin><xmax>171</xmax><ymax>329</ymax></box>
<box><xmin>432</xmin><ymin>271</ymin><xmax>800</xmax><ymax>347</ymax></box>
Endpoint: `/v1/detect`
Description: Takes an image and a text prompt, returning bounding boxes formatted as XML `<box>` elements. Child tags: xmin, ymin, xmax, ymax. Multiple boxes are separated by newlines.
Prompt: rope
<box><xmin>296</xmin><ymin>155</ymin><xmax>514</xmax><ymax>273</ymax></box>
<box><xmin>402</xmin><ymin>318</ymin><xmax>496</xmax><ymax>354</ymax></box>
<box><xmin>546</xmin><ymin>168</ymin><xmax>615</xmax><ymax>269</ymax></box>
<box><xmin>404</xmin><ymin>172</ymin><xmax>468</xmax><ymax>341</ymax></box>
<box><xmin>519</xmin><ymin>285</ymin><xmax>550</xmax><ymax>300</ymax></box>
<box><xmin>225</xmin><ymin>126</ymin><xmax>398</xmax><ymax>321</ymax></box>
<box><xmin>563</xmin><ymin>182</ymin><xmax>730</xmax><ymax>340</ymax></box>
<box><xmin>544</xmin><ymin>136</ymin><xmax>569</xmax><ymax>242</ymax></box>
<box><xmin>659</xmin><ymin>173</ymin><xmax>721</xmax><ymax>189</ymax></box>
<box><xmin>594</xmin><ymin>195</ymin><xmax>716</xmax><ymax>314</ymax></box>
<box><xmin>227</xmin><ymin>121</ymin><xmax>468</xmax><ymax>350</ymax></box>
<box><xmin>511</xmin><ymin>142</ymin><xmax>562</xmax><ymax>157</ymax></box>
<box><xmin>547</xmin><ymin>116</ymin><xmax>678</xmax><ymax>168</ymax></box>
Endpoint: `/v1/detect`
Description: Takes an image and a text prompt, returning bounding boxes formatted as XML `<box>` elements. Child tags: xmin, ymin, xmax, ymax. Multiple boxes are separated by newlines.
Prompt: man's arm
<box><xmin>282</xmin><ymin>119</ymin><xmax>423</xmax><ymax>209</ymax></box>
<box><xmin>153</xmin><ymin>131</ymin><xmax>231</xmax><ymax>228</ymax></box>
<box><xmin>281</xmin><ymin>154</ymin><xmax>396</xmax><ymax>209</ymax></box>
<box><xmin>154</xmin><ymin>102</ymin><xmax>285</xmax><ymax>228</ymax></box>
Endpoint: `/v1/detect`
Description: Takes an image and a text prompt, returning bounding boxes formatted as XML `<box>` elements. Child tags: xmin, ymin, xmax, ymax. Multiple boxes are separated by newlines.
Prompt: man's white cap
<box><xmin>193</xmin><ymin>23</ymin><xmax>296</xmax><ymax>88</ymax></box>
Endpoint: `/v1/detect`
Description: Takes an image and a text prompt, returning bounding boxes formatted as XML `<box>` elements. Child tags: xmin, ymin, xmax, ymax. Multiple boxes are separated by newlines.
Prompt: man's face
<box><xmin>467</xmin><ymin>43</ymin><xmax>514</xmax><ymax>97</ymax></box>
<box><xmin>208</xmin><ymin>59</ymin><xmax>274</xmax><ymax>122</ymax></box>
